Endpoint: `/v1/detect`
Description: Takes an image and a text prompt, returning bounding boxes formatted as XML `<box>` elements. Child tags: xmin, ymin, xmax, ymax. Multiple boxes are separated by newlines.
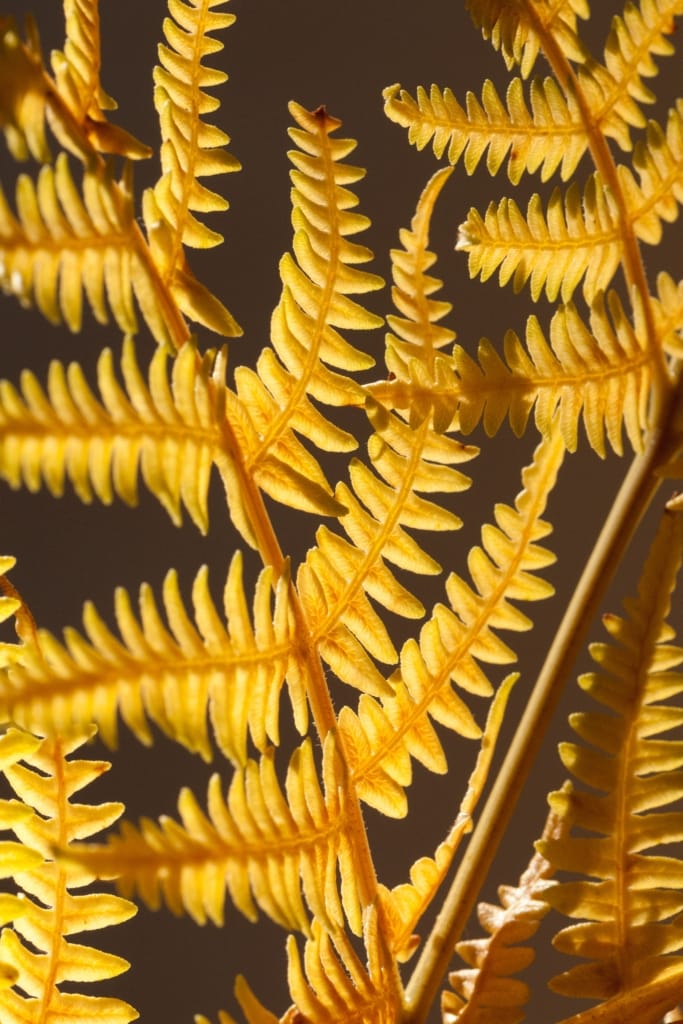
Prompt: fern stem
<box><xmin>403</xmin><ymin>376</ymin><xmax>683</xmax><ymax>1024</ymax></box>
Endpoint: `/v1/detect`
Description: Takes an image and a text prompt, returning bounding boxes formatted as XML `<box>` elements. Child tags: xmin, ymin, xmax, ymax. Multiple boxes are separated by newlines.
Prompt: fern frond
<box><xmin>616</xmin><ymin>100</ymin><xmax>683</xmax><ymax>246</ymax></box>
<box><xmin>654</xmin><ymin>272</ymin><xmax>683</xmax><ymax>359</ymax></box>
<box><xmin>152</xmin><ymin>0</ymin><xmax>240</xmax><ymax>251</ymax></box>
<box><xmin>383</xmin><ymin>78</ymin><xmax>586</xmax><ymax>184</ymax></box>
<box><xmin>50</xmin><ymin>0</ymin><xmax>151</xmax><ymax>159</ymax></box>
<box><xmin>453</xmin><ymin>289</ymin><xmax>652</xmax><ymax>456</ymax></box>
<box><xmin>456</xmin><ymin>173</ymin><xmax>621</xmax><ymax>303</ymax></box>
<box><xmin>0</xmin><ymin>726</ymin><xmax>138</xmax><ymax>1024</ymax></box>
<box><xmin>0</xmin><ymin>14</ymin><xmax>148</xmax><ymax>164</ymax></box>
<box><xmin>0</xmin><ymin>336</ymin><xmax>244</xmax><ymax>533</ymax></box>
<box><xmin>338</xmin><ymin>426</ymin><xmax>563</xmax><ymax>817</ymax></box>
<box><xmin>538</xmin><ymin>509</ymin><xmax>683</xmax><ymax>1008</ymax></box>
<box><xmin>384</xmin><ymin>166</ymin><xmax>455</xmax><ymax>383</ymax></box>
<box><xmin>0</xmin><ymin>554</ymin><xmax>297</xmax><ymax>766</ymax></box>
<box><xmin>285</xmin><ymin>909</ymin><xmax>401</xmax><ymax>1024</ymax></box>
<box><xmin>441</xmin><ymin>794</ymin><xmax>566</xmax><ymax>1024</ymax></box>
<box><xmin>233</xmin><ymin>101</ymin><xmax>383</xmax><ymax>512</ymax></box>
<box><xmin>465</xmin><ymin>0</ymin><xmax>588</xmax><ymax>78</ymax></box>
<box><xmin>0</xmin><ymin>154</ymin><xmax>174</xmax><ymax>339</ymax></box>
<box><xmin>570</xmin><ymin>0</ymin><xmax>683</xmax><ymax>152</ymax></box>
<box><xmin>69</xmin><ymin>739</ymin><xmax>358</xmax><ymax>935</ymax></box>
<box><xmin>293</xmin><ymin>165</ymin><xmax>475</xmax><ymax>707</ymax></box>
<box><xmin>379</xmin><ymin>675</ymin><xmax>516</xmax><ymax>962</ymax></box>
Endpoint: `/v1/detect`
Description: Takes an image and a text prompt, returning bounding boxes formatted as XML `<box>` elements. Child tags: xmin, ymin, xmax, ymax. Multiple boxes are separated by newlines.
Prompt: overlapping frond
<box><xmin>50</xmin><ymin>0</ymin><xmax>151</xmax><ymax>160</ymax></box>
<box><xmin>0</xmin><ymin>154</ymin><xmax>172</xmax><ymax>339</ymax></box>
<box><xmin>441</xmin><ymin>798</ymin><xmax>563</xmax><ymax>1024</ymax></box>
<box><xmin>296</xmin><ymin>164</ymin><xmax>475</xmax><ymax>704</ymax></box>
<box><xmin>538</xmin><ymin>510</ymin><xmax>683</xmax><ymax>1010</ymax></box>
<box><xmin>453</xmin><ymin>290</ymin><xmax>652</xmax><ymax>456</ymax></box>
<box><xmin>383</xmin><ymin>78</ymin><xmax>586</xmax><ymax>184</ymax></box>
<box><xmin>232</xmin><ymin>101</ymin><xmax>383</xmax><ymax>513</ymax></box>
<box><xmin>337</xmin><ymin>427</ymin><xmax>563</xmax><ymax>817</ymax></box>
<box><xmin>0</xmin><ymin>12</ymin><xmax>148</xmax><ymax>164</ymax></box>
<box><xmin>465</xmin><ymin>0</ymin><xmax>588</xmax><ymax>78</ymax></box>
<box><xmin>0</xmin><ymin>554</ymin><xmax>296</xmax><ymax>766</ymax></box>
<box><xmin>0</xmin><ymin>726</ymin><xmax>138</xmax><ymax>1024</ymax></box>
<box><xmin>0</xmin><ymin>336</ymin><xmax>241</xmax><ymax>533</ymax></box>
<box><xmin>285</xmin><ymin>909</ymin><xmax>400</xmax><ymax>1024</ymax></box>
<box><xmin>69</xmin><ymin>738</ymin><xmax>359</xmax><ymax>936</ymax></box>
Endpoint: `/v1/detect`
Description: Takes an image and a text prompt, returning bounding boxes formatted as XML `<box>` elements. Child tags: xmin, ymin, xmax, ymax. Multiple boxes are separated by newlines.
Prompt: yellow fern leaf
<box><xmin>453</xmin><ymin>290</ymin><xmax>653</xmax><ymax>455</ymax></box>
<box><xmin>152</xmin><ymin>0</ymin><xmax>240</xmax><ymax>251</ymax></box>
<box><xmin>465</xmin><ymin>0</ymin><xmax>588</xmax><ymax>78</ymax></box>
<box><xmin>233</xmin><ymin>101</ymin><xmax>383</xmax><ymax>512</ymax></box>
<box><xmin>383</xmin><ymin>77</ymin><xmax>586</xmax><ymax>183</ymax></box>
<box><xmin>0</xmin><ymin>726</ymin><xmax>138</xmax><ymax>1024</ymax></box>
<box><xmin>0</xmin><ymin>554</ymin><xmax>297</xmax><ymax>765</ymax></box>
<box><xmin>50</xmin><ymin>0</ymin><xmax>151</xmax><ymax>159</ymax></box>
<box><xmin>0</xmin><ymin>337</ymin><xmax>244</xmax><ymax>533</ymax></box>
<box><xmin>456</xmin><ymin>173</ymin><xmax>621</xmax><ymax>303</ymax></box>
<box><xmin>617</xmin><ymin>100</ymin><xmax>683</xmax><ymax>246</ymax></box>
<box><xmin>285</xmin><ymin>909</ymin><xmax>401</xmax><ymax>1024</ymax></box>
<box><xmin>0</xmin><ymin>17</ymin><xmax>51</xmax><ymax>162</ymax></box>
<box><xmin>0</xmin><ymin>154</ymin><xmax>174</xmax><ymax>339</ymax></box>
<box><xmin>339</xmin><ymin>425</ymin><xmax>563</xmax><ymax>817</ymax></box>
<box><xmin>68</xmin><ymin>739</ymin><xmax>357</xmax><ymax>935</ymax></box>
<box><xmin>539</xmin><ymin>509</ymin><xmax>683</xmax><ymax>1007</ymax></box>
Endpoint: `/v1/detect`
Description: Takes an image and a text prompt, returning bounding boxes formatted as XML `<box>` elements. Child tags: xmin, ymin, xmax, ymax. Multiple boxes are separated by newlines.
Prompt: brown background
<box><xmin>0</xmin><ymin>1</ymin><xmax>681</xmax><ymax>1021</ymax></box>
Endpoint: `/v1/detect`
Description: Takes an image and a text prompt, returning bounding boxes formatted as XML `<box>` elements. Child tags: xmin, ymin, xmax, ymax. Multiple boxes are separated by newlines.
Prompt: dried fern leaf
<box><xmin>50</xmin><ymin>0</ymin><xmax>151</xmax><ymax>159</ymax></box>
<box><xmin>233</xmin><ymin>101</ymin><xmax>383</xmax><ymax>512</ymax></box>
<box><xmin>152</xmin><ymin>0</ymin><xmax>240</xmax><ymax>250</ymax></box>
<box><xmin>442</xmin><ymin>794</ymin><xmax>567</xmax><ymax>1024</ymax></box>
<box><xmin>338</xmin><ymin>425</ymin><xmax>563</xmax><ymax>817</ymax></box>
<box><xmin>285</xmin><ymin>908</ymin><xmax>401</xmax><ymax>1024</ymax></box>
<box><xmin>456</xmin><ymin>172</ymin><xmax>621</xmax><ymax>303</ymax></box>
<box><xmin>0</xmin><ymin>14</ymin><xmax>147</xmax><ymax>164</ymax></box>
<box><xmin>654</xmin><ymin>272</ymin><xmax>683</xmax><ymax>359</ymax></box>
<box><xmin>69</xmin><ymin>738</ymin><xmax>358</xmax><ymax>935</ymax></box>
<box><xmin>383</xmin><ymin>78</ymin><xmax>587</xmax><ymax>184</ymax></box>
<box><xmin>0</xmin><ymin>154</ymin><xmax>174</xmax><ymax>340</ymax></box>
<box><xmin>539</xmin><ymin>509</ymin><xmax>683</xmax><ymax>1011</ymax></box>
<box><xmin>0</xmin><ymin>554</ymin><xmax>296</xmax><ymax>766</ymax></box>
<box><xmin>384</xmin><ymin>166</ymin><xmax>456</xmax><ymax>390</ymax></box>
<box><xmin>452</xmin><ymin>289</ymin><xmax>653</xmax><ymax>456</ymax></box>
<box><xmin>465</xmin><ymin>0</ymin><xmax>588</xmax><ymax>78</ymax></box>
<box><xmin>379</xmin><ymin>674</ymin><xmax>516</xmax><ymax>962</ymax></box>
<box><xmin>571</xmin><ymin>0</ymin><xmax>683</xmax><ymax>152</ymax></box>
<box><xmin>0</xmin><ymin>726</ymin><xmax>138</xmax><ymax>1024</ymax></box>
<box><xmin>142</xmin><ymin>0</ymin><xmax>241</xmax><ymax>337</ymax></box>
<box><xmin>0</xmin><ymin>336</ymin><xmax>244</xmax><ymax>533</ymax></box>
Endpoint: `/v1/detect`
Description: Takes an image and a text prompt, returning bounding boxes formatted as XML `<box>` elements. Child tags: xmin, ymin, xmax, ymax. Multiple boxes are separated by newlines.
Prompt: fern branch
<box><xmin>539</xmin><ymin>508</ymin><xmax>683</xmax><ymax>1005</ymax></box>
<box><xmin>68</xmin><ymin>738</ymin><xmax>360</xmax><ymax>936</ymax></box>
<box><xmin>0</xmin><ymin>336</ymin><xmax>241</xmax><ymax>533</ymax></box>
<box><xmin>233</xmin><ymin>101</ymin><xmax>383</xmax><ymax>507</ymax></box>
<box><xmin>383</xmin><ymin>78</ymin><xmax>587</xmax><ymax>184</ymax></box>
<box><xmin>339</xmin><ymin>425</ymin><xmax>563</xmax><ymax>818</ymax></box>
<box><xmin>0</xmin><ymin>554</ymin><xmax>297</xmax><ymax>766</ymax></box>
<box><xmin>0</xmin><ymin>726</ymin><xmax>138</xmax><ymax>1024</ymax></box>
